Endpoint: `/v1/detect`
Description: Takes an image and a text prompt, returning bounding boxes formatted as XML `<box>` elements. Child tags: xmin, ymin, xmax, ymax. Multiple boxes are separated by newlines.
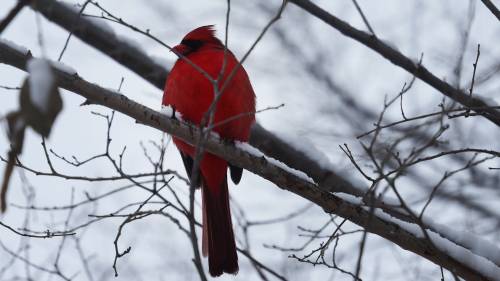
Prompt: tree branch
<box><xmin>0</xmin><ymin>0</ymin><xmax>30</xmax><ymax>34</ymax></box>
<box><xmin>288</xmin><ymin>0</ymin><xmax>500</xmax><ymax>127</ymax></box>
<box><xmin>31</xmin><ymin>0</ymin><xmax>168</xmax><ymax>89</ymax></box>
<box><xmin>480</xmin><ymin>0</ymin><xmax>500</xmax><ymax>21</ymax></box>
<box><xmin>1</xmin><ymin>40</ymin><xmax>498</xmax><ymax>281</ymax></box>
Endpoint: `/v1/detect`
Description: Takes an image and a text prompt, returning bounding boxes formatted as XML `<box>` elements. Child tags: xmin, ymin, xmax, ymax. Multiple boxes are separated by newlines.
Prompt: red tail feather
<box><xmin>202</xmin><ymin>178</ymin><xmax>238</xmax><ymax>277</ymax></box>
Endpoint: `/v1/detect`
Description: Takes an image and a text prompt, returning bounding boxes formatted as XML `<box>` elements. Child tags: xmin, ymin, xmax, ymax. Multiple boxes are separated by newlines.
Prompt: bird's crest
<box><xmin>183</xmin><ymin>25</ymin><xmax>222</xmax><ymax>46</ymax></box>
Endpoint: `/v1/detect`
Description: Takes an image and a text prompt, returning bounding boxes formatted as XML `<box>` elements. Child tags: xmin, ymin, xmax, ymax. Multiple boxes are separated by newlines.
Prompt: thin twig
<box><xmin>468</xmin><ymin>44</ymin><xmax>481</xmax><ymax>98</ymax></box>
<box><xmin>351</xmin><ymin>0</ymin><xmax>376</xmax><ymax>35</ymax></box>
<box><xmin>0</xmin><ymin>221</ymin><xmax>74</xmax><ymax>238</ymax></box>
<box><xmin>57</xmin><ymin>1</ymin><xmax>91</xmax><ymax>61</ymax></box>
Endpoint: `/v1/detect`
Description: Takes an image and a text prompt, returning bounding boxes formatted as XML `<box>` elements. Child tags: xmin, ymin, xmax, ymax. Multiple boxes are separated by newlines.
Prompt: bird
<box><xmin>162</xmin><ymin>25</ymin><xmax>256</xmax><ymax>277</ymax></box>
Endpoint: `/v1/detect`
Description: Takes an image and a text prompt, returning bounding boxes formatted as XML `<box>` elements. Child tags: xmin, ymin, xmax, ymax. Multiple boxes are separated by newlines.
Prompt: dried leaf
<box><xmin>1</xmin><ymin>111</ymin><xmax>25</xmax><ymax>213</ymax></box>
<box><xmin>19</xmin><ymin>64</ymin><xmax>63</xmax><ymax>137</ymax></box>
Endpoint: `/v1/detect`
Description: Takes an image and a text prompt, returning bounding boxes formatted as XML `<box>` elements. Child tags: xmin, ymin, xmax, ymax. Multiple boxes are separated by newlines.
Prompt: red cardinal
<box><xmin>162</xmin><ymin>26</ymin><xmax>256</xmax><ymax>276</ymax></box>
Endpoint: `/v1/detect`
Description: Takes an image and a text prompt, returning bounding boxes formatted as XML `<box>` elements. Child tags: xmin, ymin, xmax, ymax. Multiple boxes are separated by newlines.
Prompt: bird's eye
<box><xmin>181</xmin><ymin>39</ymin><xmax>203</xmax><ymax>50</ymax></box>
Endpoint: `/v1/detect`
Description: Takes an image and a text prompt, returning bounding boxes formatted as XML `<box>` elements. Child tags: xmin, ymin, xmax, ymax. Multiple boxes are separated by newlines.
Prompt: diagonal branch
<box><xmin>30</xmin><ymin>0</ymin><xmax>364</xmax><ymax>198</ymax></box>
<box><xmin>288</xmin><ymin>0</ymin><xmax>500</xmax><ymax>127</ymax></box>
<box><xmin>480</xmin><ymin>0</ymin><xmax>500</xmax><ymax>21</ymax></box>
<box><xmin>0</xmin><ymin>0</ymin><xmax>30</xmax><ymax>34</ymax></box>
<box><xmin>31</xmin><ymin>0</ymin><xmax>168</xmax><ymax>89</ymax></box>
<box><xmin>1</xmin><ymin>40</ymin><xmax>499</xmax><ymax>281</ymax></box>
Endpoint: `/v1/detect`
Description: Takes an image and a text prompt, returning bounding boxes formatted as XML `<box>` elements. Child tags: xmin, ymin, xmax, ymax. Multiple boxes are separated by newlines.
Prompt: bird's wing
<box><xmin>180</xmin><ymin>151</ymin><xmax>201</xmax><ymax>188</ymax></box>
<box><xmin>229</xmin><ymin>164</ymin><xmax>243</xmax><ymax>185</ymax></box>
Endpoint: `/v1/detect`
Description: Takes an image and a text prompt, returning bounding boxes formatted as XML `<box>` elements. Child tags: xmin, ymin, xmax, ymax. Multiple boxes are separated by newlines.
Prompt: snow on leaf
<box><xmin>27</xmin><ymin>58</ymin><xmax>55</xmax><ymax>114</ymax></box>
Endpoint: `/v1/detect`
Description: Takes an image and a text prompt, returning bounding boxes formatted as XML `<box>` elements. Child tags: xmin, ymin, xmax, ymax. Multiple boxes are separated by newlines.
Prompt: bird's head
<box><xmin>172</xmin><ymin>25</ymin><xmax>224</xmax><ymax>56</ymax></box>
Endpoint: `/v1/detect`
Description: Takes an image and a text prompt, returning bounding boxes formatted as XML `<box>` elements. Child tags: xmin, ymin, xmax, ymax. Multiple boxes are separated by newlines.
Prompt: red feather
<box><xmin>163</xmin><ymin>26</ymin><xmax>255</xmax><ymax>277</ymax></box>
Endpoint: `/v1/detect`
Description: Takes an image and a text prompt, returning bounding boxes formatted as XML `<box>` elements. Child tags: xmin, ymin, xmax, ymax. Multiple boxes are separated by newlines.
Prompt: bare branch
<box><xmin>480</xmin><ymin>0</ymin><xmax>500</xmax><ymax>21</ymax></box>
<box><xmin>288</xmin><ymin>0</ymin><xmax>500</xmax><ymax>127</ymax></box>
<box><xmin>0</xmin><ymin>0</ymin><xmax>29</xmax><ymax>34</ymax></box>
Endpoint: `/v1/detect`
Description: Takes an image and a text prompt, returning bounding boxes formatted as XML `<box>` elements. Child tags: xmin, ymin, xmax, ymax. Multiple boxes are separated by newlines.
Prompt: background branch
<box><xmin>288</xmin><ymin>0</ymin><xmax>500</xmax><ymax>127</ymax></box>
